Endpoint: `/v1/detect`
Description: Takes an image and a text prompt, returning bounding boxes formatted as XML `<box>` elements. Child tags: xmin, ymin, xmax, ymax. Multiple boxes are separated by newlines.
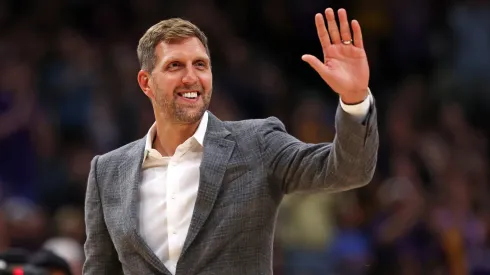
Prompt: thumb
<box><xmin>301</xmin><ymin>54</ymin><xmax>325</xmax><ymax>74</ymax></box>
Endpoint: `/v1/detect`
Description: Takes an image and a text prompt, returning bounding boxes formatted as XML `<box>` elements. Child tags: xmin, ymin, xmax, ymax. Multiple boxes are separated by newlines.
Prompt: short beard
<box><xmin>154</xmin><ymin>87</ymin><xmax>212</xmax><ymax>124</ymax></box>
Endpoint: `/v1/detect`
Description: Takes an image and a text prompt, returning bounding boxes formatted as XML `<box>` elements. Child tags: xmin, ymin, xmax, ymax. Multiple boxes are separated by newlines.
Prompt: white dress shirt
<box><xmin>139</xmin><ymin>92</ymin><xmax>372</xmax><ymax>274</ymax></box>
<box><xmin>139</xmin><ymin>111</ymin><xmax>208</xmax><ymax>274</ymax></box>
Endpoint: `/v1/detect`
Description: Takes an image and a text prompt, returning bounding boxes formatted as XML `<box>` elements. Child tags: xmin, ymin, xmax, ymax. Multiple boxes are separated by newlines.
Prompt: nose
<box><xmin>182</xmin><ymin>66</ymin><xmax>198</xmax><ymax>85</ymax></box>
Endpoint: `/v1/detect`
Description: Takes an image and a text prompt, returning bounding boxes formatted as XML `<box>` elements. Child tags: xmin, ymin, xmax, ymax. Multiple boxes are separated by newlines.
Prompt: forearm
<box><xmin>327</xmin><ymin>97</ymin><xmax>378</xmax><ymax>190</ymax></box>
<box><xmin>261</xmin><ymin>97</ymin><xmax>378</xmax><ymax>194</ymax></box>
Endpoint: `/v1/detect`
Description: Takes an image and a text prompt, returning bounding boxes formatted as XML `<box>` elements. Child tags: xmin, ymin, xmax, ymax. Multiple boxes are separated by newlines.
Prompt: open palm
<box><xmin>302</xmin><ymin>8</ymin><xmax>369</xmax><ymax>104</ymax></box>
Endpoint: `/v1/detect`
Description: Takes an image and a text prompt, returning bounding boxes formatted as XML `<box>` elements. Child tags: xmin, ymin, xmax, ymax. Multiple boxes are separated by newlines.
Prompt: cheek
<box><xmin>153</xmin><ymin>78</ymin><xmax>179</xmax><ymax>94</ymax></box>
<box><xmin>199</xmin><ymin>73</ymin><xmax>213</xmax><ymax>91</ymax></box>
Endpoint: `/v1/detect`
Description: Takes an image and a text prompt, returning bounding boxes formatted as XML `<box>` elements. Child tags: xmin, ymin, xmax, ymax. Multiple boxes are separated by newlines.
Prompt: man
<box><xmin>83</xmin><ymin>7</ymin><xmax>378</xmax><ymax>275</ymax></box>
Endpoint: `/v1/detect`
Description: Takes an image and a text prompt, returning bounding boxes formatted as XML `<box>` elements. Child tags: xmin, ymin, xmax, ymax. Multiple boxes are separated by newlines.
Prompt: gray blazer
<box><xmin>83</xmin><ymin>104</ymin><xmax>378</xmax><ymax>275</ymax></box>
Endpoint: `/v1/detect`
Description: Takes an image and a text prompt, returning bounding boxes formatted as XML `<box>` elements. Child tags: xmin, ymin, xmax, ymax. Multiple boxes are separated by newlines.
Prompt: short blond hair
<box><xmin>137</xmin><ymin>18</ymin><xmax>210</xmax><ymax>72</ymax></box>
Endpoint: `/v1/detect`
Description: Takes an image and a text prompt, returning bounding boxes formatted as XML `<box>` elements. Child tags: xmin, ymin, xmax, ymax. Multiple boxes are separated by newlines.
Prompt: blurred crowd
<box><xmin>0</xmin><ymin>0</ymin><xmax>489</xmax><ymax>274</ymax></box>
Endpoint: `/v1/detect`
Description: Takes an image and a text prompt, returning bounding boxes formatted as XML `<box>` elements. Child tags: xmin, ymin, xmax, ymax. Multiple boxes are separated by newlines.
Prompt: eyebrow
<box><xmin>163</xmin><ymin>55</ymin><xmax>210</xmax><ymax>63</ymax></box>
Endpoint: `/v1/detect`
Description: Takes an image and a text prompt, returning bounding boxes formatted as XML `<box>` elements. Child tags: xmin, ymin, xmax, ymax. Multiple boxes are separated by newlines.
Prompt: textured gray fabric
<box><xmin>83</xmin><ymin>104</ymin><xmax>379</xmax><ymax>275</ymax></box>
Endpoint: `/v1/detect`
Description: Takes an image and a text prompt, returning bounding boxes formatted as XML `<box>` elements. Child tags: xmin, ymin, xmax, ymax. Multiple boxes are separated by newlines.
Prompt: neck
<box><xmin>152</xmin><ymin>113</ymin><xmax>201</xmax><ymax>157</ymax></box>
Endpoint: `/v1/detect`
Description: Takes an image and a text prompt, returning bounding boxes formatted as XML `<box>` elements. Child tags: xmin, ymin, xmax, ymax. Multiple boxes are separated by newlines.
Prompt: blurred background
<box><xmin>1</xmin><ymin>0</ymin><xmax>490</xmax><ymax>274</ymax></box>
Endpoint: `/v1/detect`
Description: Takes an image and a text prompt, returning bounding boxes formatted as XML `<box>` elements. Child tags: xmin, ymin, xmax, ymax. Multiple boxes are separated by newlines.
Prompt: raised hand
<box><xmin>302</xmin><ymin>8</ymin><xmax>369</xmax><ymax>104</ymax></box>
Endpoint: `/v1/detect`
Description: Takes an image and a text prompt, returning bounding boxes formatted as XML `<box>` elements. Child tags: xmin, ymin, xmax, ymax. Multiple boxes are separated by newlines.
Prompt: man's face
<box><xmin>148</xmin><ymin>37</ymin><xmax>212</xmax><ymax>124</ymax></box>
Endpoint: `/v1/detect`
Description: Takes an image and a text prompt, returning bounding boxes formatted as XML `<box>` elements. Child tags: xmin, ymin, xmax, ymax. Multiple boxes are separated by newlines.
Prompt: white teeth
<box><xmin>183</xmin><ymin>92</ymin><xmax>198</xmax><ymax>98</ymax></box>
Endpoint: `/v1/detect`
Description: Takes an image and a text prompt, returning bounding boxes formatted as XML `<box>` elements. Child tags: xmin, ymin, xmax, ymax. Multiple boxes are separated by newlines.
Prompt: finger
<box><xmin>315</xmin><ymin>13</ymin><xmax>331</xmax><ymax>55</ymax></box>
<box><xmin>325</xmin><ymin>8</ymin><xmax>341</xmax><ymax>44</ymax></box>
<box><xmin>301</xmin><ymin>54</ymin><xmax>329</xmax><ymax>79</ymax></box>
<box><xmin>351</xmin><ymin>19</ymin><xmax>364</xmax><ymax>49</ymax></box>
<box><xmin>338</xmin><ymin>9</ymin><xmax>352</xmax><ymax>43</ymax></box>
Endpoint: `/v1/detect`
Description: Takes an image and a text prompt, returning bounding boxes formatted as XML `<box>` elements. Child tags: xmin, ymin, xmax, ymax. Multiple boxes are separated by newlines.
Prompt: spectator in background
<box><xmin>0</xmin><ymin>248</ymin><xmax>72</xmax><ymax>275</ymax></box>
<box><xmin>326</xmin><ymin>194</ymin><xmax>371</xmax><ymax>275</ymax></box>
<box><xmin>43</xmin><ymin>238</ymin><xmax>83</xmax><ymax>275</ymax></box>
<box><xmin>0</xmin><ymin>58</ymin><xmax>38</xmax><ymax>201</ymax></box>
<box><xmin>29</xmin><ymin>249</ymin><xmax>73</xmax><ymax>275</ymax></box>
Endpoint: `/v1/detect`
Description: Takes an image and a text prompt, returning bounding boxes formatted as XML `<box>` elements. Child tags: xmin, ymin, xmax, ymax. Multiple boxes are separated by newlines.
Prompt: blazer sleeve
<box><xmin>83</xmin><ymin>156</ymin><xmax>123</xmax><ymax>275</ymax></box>
<box><xmin>259</xmin><ymin>101</ymin><xmax>379</xmax><ymax>194</ymax></box>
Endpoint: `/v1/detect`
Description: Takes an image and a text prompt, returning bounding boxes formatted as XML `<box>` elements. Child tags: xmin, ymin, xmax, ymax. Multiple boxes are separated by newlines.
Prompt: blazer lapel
<box><xmin>180</xmin><ymin>112</ymin><xmax>235</xmax><ymax>257</ymax></box>
<box><xmin>119</xmin><ymin>138</ymin><xmax>172</xmax><ymax>275</ymax></box>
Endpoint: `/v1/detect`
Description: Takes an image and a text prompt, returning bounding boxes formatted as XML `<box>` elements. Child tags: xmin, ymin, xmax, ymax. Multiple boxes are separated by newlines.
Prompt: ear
<box><xmin>137</xmin><ymin>70</ymin><xmax>155</xmax><ymax>100</ymax></box>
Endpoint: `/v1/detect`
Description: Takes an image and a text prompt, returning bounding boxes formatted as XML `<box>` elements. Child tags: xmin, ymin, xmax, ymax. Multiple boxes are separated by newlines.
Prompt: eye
<box><xmin>167</xmin><ymin>62</ymin><xmax>181</xmax><ymax>70</ymax></box>
<box><xmin>195</xmin><ymin>60</ymin><xmax>207</xmax><ymax>68</ymax></box>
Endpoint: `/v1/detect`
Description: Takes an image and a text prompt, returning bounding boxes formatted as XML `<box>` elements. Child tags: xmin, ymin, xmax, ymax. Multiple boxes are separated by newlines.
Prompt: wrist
<box><xmin>340</xmin><ymin>89</ymin><xmax>369</xmax><ymax>105</ymax></box>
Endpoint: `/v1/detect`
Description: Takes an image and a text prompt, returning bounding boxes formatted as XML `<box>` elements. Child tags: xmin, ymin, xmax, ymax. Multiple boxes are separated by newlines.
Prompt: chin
<box><xmin>175</xmin><ymin>109</ymin><xmax>206</xmax><ymax>124</ymax></box>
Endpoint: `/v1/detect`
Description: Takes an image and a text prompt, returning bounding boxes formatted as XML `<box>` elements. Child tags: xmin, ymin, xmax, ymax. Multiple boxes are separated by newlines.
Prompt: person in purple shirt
<box><xmin>0</xmin><ymin>59</ymin><xmax>38</xmax><ymax>201</ymax></box>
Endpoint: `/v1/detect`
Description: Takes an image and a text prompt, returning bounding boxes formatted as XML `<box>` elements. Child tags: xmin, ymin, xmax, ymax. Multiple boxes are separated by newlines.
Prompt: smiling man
<box><xmin>83</xmin><ymin>8</ymin><xmax>379</xmax><ymax>275</ymax></box>
<box><xmin>137</xmin><ymin>31</ymin><xmax>213</xmax><ymax>157</ymax></box>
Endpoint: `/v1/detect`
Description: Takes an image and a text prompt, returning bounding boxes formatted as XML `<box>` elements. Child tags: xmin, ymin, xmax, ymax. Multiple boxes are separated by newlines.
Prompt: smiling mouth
<box><xmin>177</xmin><ymin>91</ymin><xmax>201</xmax><ymax>100</ymax></box>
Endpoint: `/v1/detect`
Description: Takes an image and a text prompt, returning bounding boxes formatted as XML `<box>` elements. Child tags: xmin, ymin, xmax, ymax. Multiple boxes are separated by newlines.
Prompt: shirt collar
<box><xmin>144</xmin><ymin>111</ymin><xmax>209</xmax><ymax>157</ymax></box>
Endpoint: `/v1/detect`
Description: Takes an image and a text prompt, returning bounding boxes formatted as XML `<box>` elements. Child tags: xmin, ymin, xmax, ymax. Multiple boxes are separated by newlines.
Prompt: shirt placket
<box><xmin>166</xmin><ymin>154</ymin><xmax>180</xmax><ymax>272</ymax></box>
<box><xmin>166</xmin><ymin>141</ymin><xmax>194</xmax><ymax>273</ymax></box>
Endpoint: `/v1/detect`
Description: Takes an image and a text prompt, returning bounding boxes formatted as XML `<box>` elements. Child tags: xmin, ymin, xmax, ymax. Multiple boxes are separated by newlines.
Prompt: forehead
<box><xmin>155</xmin><ymin>37</ymin><xmax>208</xmax><ymax>62</ymax></box>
